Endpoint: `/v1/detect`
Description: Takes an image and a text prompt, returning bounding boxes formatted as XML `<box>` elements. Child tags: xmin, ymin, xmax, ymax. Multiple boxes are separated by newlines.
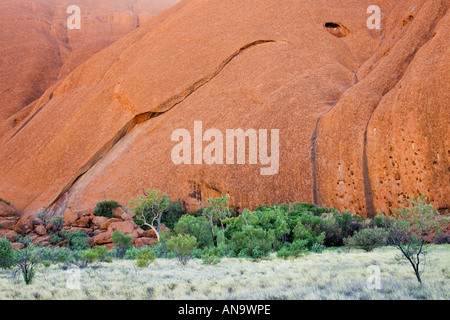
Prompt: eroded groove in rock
<box><xmin>46</xmin><ymin>118</ymin><xmax>135</xmax><ymax>209</ymax></box>
<box><xmin>360</xmin><ymin>4</ymin><xmax>447</xmax><ymax>217</ymax></box>
<box><xmin>362</xmin><ymin>116</ymin><xmax>376</xmax><ymax>218</ymax></box>
<box><xmin>46</xmin><ymin>40</ymin><xmax>277</xmax><ymax>211</ymax></box>
<box><xmin>7</xmin><ymin>92</ymin><xmax>54</xmax><ymax>143</ymax></box>
<box><xmin>153</xmin><ymin>40</ymin><xmax>276</xmax><ymax>114</ymax></box>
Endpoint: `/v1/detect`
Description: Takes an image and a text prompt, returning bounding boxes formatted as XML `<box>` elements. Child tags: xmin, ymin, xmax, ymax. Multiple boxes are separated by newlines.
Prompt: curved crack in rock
<box><xmin>6</xmin><ymin>92</ymin><xmax>54</xmax><ymax>143</ymax></box>
<box><xmin>46</xmin><ymin>39</ymin><xmax>277</xmax><ymax>212</ymax></box>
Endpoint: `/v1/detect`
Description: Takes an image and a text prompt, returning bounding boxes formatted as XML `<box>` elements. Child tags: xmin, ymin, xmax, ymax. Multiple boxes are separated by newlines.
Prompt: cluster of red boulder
<box><xmin>0</xmin><ymin>201</ymin><xmax>162</xmax><ymax>249</ymax></box>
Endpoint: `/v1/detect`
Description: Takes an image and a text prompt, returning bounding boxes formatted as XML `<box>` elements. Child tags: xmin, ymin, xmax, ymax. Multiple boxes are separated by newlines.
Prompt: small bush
<box><xmin>61</xmin><ymin>230</ymin><xmax>90</xmax><ymax>250</ymax></box>
<box><xmin>111</xmin><ymin>231</ymin><xmax>132</xmax><ymax>259</ymax></box>
<box><xmin>50</xmin><ymin>233</ymin><xmax>63</xmax><ymax>245</ymax></box>
<box><xmin>276</xmin><ymin>240</ymin><xmax>309</xmax><ymax>258</ymax></box>
<box><xmin>124</xmin><ymin>247</ymin><xmax>139</xmax><ymax>260</ymax></box>
<box><xmin>135</xmin><ymin>246</ymin><xmax>156</xmax><ymax>267</ymax></box>
<box><xmin>13</xmin><ymin>246</ymin><xmax>41</xmax><ymax>284</ymax></box>
<box><xmin>311</xmin><ymin>242</ymin><xmax>326</xmax><ymax>253</ymax></box>
<box><xmin>167</xmin><ymin>234</ymin><xmax>197</xmax><ymax>265</ymax></box>
<box><xmin>174</xmin><ymin>215</ymin><xmax>214</xmax><ymax>249</ymax></box>
<box><xmin>277</xmin><ymin>246</ymin><xmax>292</xmax><ymax>259</ymax></box>
<box><xmin>201</xmin><ymin>246</ymin><xmax>225</xmax><ymax>265</ymax></box>
<box><xmin>50</xmin><ymin>216</ymin><xmax>64</xmax><ymax>229</ymax></box>
<box><xmin>93</xmin><ymin>200</ymin><xmax>121</xmax><ymax>218</ymax></box>
<box><xmin>0</xmin><ymin>238</ymin><xmax>14</xmax><ymax>269</ymax></box>
<box><xmin>230</xmin><ymin>226</ymin><xmax>273</xmax><ymax>258</ymax></box>
<box><xmin>345</xmin><ymin>227</ymin><xmax>387</xmax><ymax>252</ymax></box>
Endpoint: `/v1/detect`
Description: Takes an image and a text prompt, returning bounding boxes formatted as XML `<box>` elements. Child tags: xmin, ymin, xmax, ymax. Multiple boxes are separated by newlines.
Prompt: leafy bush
<box><xmin>151</xmin><ymin>229</ymin><xmax>175</xmax><ymax>258</ymax></box>
<box><xmin>201</xmin><ymin>245</ymin><xmax>226</xmax><ymax>265</ymax></box>
<box><xmin>61</xmin><ymin>230</ymin><xmax>90</xmax><ymax>250</ymax></box>
<box><xmin>174</xmin><ymin>215</ymin><xmax>214</xmax><ymax>249</ymax></box>
<box><xmin>345</xmin><ymin>227</ymin><xmax>387</xmax><ymax>252</ymax></box>
<box><xmin>13</xmin><ymin>246</ymin><xmax>41</xmax><ymax>284</ymax></box>
<box><xmin>230</xmin><ymin>226</ymin><xmax>273</xmax><ymax>258</ymax></box>
<box><xmin>50</xmin><ymin>233</ymin><xmax>63</xmax><ymax>245</ymax></box>
<box><xmin>135</xmin><ymin>246</ymin><xmax>156</xmax><ymax>267</ymax></box>
<box><xmin>276</xmin><ymin>240</ymin><xmax>309</xmax><ymax>258</ymax></box>
<box><xmin>311</xmin><ymin>242</ymin><xmax>326</xmax><ymax>253</ymax></box>
<box><xmin>167</xmin><ymin>234</ymin><xmax>197</xmax><ymax>265</ymax></box>
<box><xmin>0</xmin><ymin>238</ymin><xmax>14</xmax><ymax>269</ymax></box>
<box><xmin>111</xmin><ymin>231</ymin><xmax>132</xmax><ymax>259</ymax></box>
<box><xmin>293</xmin><ymin>222</ymin><xmax>325</xmax><ymax>249</ymax></box>
<box><xmin>0</xmin><ymin>198</ymin><xmax>10</xmax><ymax>206</ymax></box>
<box><xmin>161</xmin><ymin>200</ymin><xmax>185</xmax><ymax>229</ymax></box>
<box><xmin>50</xmin><ymin>216</ymin><xmax>64</xmax><ymax>229</ymax></box>
<box><xmin>93</xmin><ymin>200</ymin><xmax>121</xmax><ymax>218</ymax></box>
<box><xmin>124</xmin><ymin>247</ymin><xmax>139</xmax><ymax>260</ymax></box>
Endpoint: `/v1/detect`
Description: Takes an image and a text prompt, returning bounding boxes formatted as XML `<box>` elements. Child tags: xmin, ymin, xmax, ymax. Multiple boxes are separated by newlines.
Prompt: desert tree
<box><xmin>379</xmin><ymin>195</ymin><xmax>440</xmax><ymax>284</ymax></box>
<box><xmin>129</xmin><ymin>190</ymin><xmax>172</xmax><ymax>242</ymax></box>
<box><xmin>198</xmin><ymin>193</ymin><xmax>231</xmax><ymax>247</ymax></box>
<box><xmin>13</xmin><ymin>246</ymin><xmax>42</xmax><ymax>285</ymax></box>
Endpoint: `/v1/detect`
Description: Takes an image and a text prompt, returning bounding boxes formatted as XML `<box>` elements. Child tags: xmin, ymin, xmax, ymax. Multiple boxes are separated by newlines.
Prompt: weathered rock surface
<box><xmin>0</xmin><ymin>0</ymin><xmax>448</xmax><ymax>219</ymax></box>
<box><xmin>0</xmin><ymin>0</ymin><xmax>179</xmax><ymax>136</ymax></box>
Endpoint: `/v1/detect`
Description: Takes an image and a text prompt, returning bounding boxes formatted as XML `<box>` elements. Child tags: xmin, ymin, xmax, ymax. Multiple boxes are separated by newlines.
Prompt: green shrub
<box><xmin>111</xmin><ymin>231</ymin><xmax>132</xmax><ymax>259</ymax></box>
<box><xmin>174</xmin><ymin>215</ymin><xmax>214</xmax><ymax>249</ymax></box>
<box><xmin>277</xmin><ymin>246</ymin><xmax>292</xmax><ymax>259</ymax></box>
<box><xmin>293</xmin><ymin>222</ymin><xmax>325</xmax><ymax>249</ymax></box>
<box><xmin>311</xmin><ymin>242</ymin><xmax>326</xmax><ymax>253</ymax></box>
<box><xmin>230</xmin><ymin>226</ymin><xmax>273</xmax><ymax>258</ymax></box>
<box><xmin>201</xmin><ymin>245</ymin><xmax>226</xmax><ymax>265</ymax></box>
<box><xmin>161</xmin><ymin>200</ymin><xmax>185</xmax><ymax>229</ymax></box>
<box><xmin>50</xmin><ymin>216</ymin><xmax>64</xmax><ymax>229</ymax></box>
<box><xmin>345</xmin><ymin>227</ymin><xmax>388</xmax><ymax>252</ymax></box>
<box><xmin>0</xmin><ymin>238</ymin><xmax>14</xmax><ymax>269</ymax></box>
<box><xmin>135</xmin><ymin>246</ymin><xmax>156</xmax><ymax>267</ymax></box>
<box><xmin>124</xmin><ymin>247</ymin><xmax>139</xmax><ymax>260</ymax></box>
<box><xmin>50</xmin><ymin>233</ymin><xmax>63</xmax><ymax>245</ymax></box>
<box><xmin>91</xmin><ymin>246</ymin><xmax>108</xmax><ymax>261</ymax></box>
<box><xmin>276</xmin><ymin>240</ymin><xmax>308</xmax><ymax>258</ymax></box>
<box><xmin>42</xmin><ymin>260</ymin><xmax>51</xmax><ymax>268</ymax></box>
<box><xmin>167</xmin><ymin>234</ymin><xmax>197</xmax><ymax>265</ymax></box>
<box><xmin>93</xmin><ymin>200</ymin><xmax>121</xmax><ymax>218</ymax></box>
<box><xmin>61</xmin><ymin>230</ymin><xmax>90</xmax><ymax>250</ymax></box>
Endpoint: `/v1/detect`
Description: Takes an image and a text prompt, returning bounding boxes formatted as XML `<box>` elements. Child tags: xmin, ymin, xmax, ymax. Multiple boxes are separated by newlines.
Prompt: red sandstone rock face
<box><xmin>0</xmin><ymin>0</ymin><xmax>179</xmax><ymax>136</ymax></box>
<box><xmin>0</xmin><ymin>0</ymin><xmax>448</xmax><ymax>219</ymax></box>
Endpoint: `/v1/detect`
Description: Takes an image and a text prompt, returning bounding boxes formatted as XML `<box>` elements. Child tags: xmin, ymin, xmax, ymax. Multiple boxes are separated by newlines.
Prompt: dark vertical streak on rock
<box><xmin>362</xmin><ymin>117</ymin><xmax>376</xmax><ymax>218</ymax></box>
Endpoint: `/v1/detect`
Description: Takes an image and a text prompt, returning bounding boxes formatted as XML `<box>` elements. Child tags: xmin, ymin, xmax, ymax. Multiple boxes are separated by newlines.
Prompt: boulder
<box><xmin>0</xmin><ymin>219</ymin><xmax>17</xmax><ymax>230</ymax></box>
<box><xmin>93</xmin><ymin>231</ymin><xmax>112</xmax><ymax>245</ymax></box>
<box><xmin>0</xmin><ymin>201</ymin><xmax>18</xmax><ymax>218</ymax></box>
<box><xmin>100</xmin><ymin>218</ymin><xmax>122</xmax><ymax>230</ymax></box>
<box><xmin>107</xmin><ymin>221</ymin><xmax>136</xmax><ymax>235</ymax></box>
<box><xmin>13</xmin><ymin>217</ymin><xmax>33</xmax><ymax>234</ymax></box>
<box><xmin>134</xmin><ymin>237</ymin><xmax>158</xmax><ymax>248</ymax></box>
<box><xmin>92</xmin><ymin>216</ymin><xmax>109</xmax><ymax>228</ymax></box>
<box><xmin>12</xmin><ymin>242</ymin><xmax>25</xmax><ymax>250</ymax></box>
<box><xmin>112</xmin><ymin>207</ymin><xmax>134</xmax><ymax>221</ymax></box>
<box><xmin>63</xmin><ymin>210</ymin><xmax>79</xmax><ymax>226</ymax></box>
<box><xmin>0</xmin><ymin>229</ymin><xmax>18</xmax><ymax>242</ymax></box>
<box><xmin>132</xmin><ymin>227</ymin><xmax>145</xmax><ymax>240</ymax></box>
<box><xmin>33</xmin><ymin>234</ymin><xmax>52</xmax><ymax>246</ymax></box>
<box><xmin>73</xmin><ymin>218</ymin><xmax>90</xmax><ymax>228</ymax></box>
<box><xmin>142</xmin><ymin>229</ymin><xmax>157</xmax><ymax>239</ymax></box>
<box><xmin>34</xmin><ymin>225</ymin><xmax>47</xmax><ymax>236</ymax></box>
